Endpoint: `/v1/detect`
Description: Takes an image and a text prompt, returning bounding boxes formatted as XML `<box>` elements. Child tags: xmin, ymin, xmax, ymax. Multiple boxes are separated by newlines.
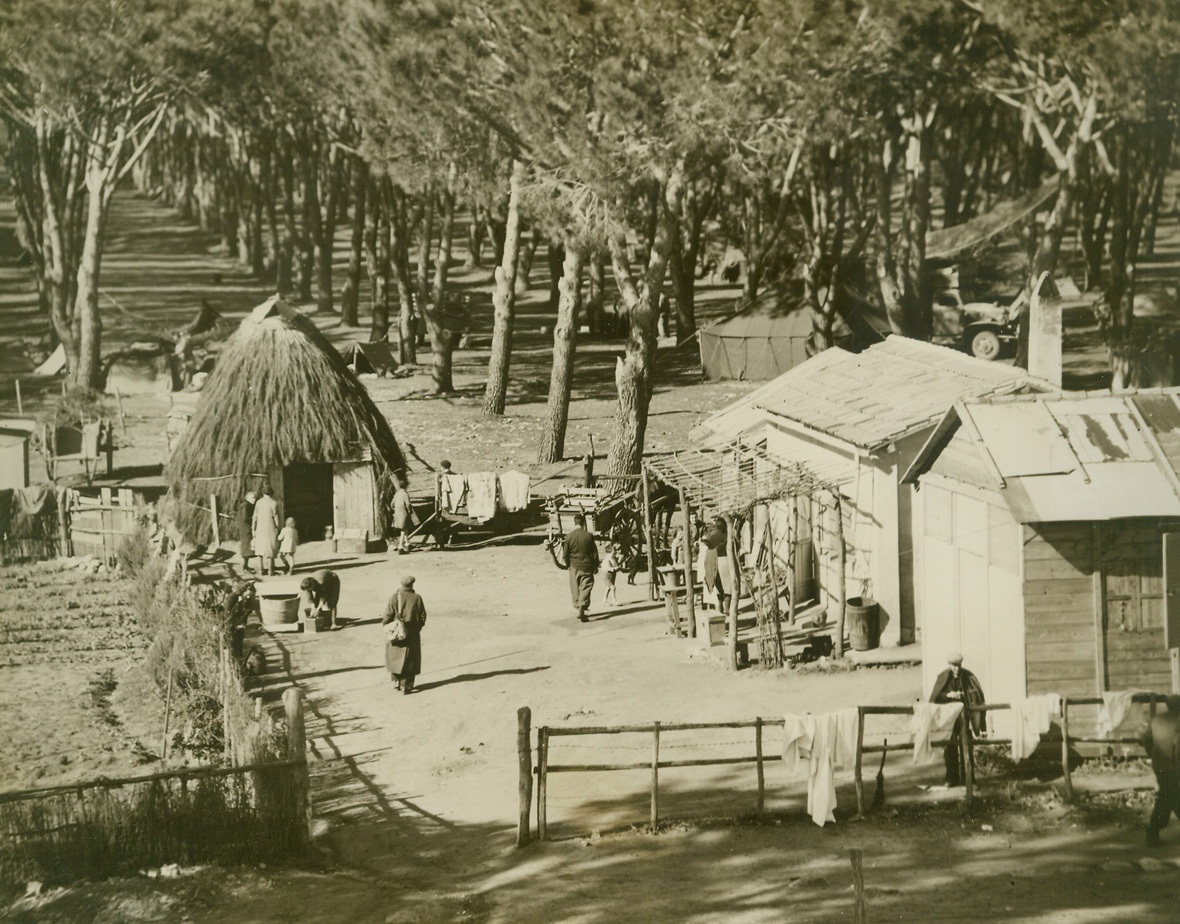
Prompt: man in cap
<box><xmin>1141</xmin><ymin>695</ymin><xmax>1180</xmax><ymax>847</ymax></box>
<box><xmin>383</xmin><ymin>575</ymin><xmax>427</xmax><ymax>694</ymax></box>
<box><xmin>562</xmin><ymin>513</ymin><xmax>600</xmax><ymax>622</ymax></box>
<box><xmin>929</xmin><ymin>653</ymin><xmax>987</xmax><ymax>787</ymax></box>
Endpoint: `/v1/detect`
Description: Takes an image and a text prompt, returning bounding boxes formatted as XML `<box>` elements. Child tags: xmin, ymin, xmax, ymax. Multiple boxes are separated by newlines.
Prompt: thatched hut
<box><xmin>167</xmin><ymin>295</ymin><xmax>407</xmax><ymax>547</ymax></box>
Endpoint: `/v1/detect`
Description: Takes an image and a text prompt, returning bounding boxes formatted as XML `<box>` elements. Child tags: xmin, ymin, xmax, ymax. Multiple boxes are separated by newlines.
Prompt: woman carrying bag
<box><xmin>384</xmin><ymin>575</ymin><xmax>427</xmax><ymax>694</ymax></box>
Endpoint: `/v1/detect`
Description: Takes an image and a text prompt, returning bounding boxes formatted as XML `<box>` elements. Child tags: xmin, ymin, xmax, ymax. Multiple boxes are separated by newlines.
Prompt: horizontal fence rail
<box><xmin>517</xmin><ymin>692</ymin><xmax>1174</xmax><ymax>845</ymax></box>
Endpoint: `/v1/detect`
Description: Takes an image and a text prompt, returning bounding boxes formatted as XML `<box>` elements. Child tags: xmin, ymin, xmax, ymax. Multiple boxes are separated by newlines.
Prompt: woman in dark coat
<box><xmin>383</xmin><ymin>575</ymin><xmax>427</xmax><ymax>694</ymax></box>
<box><xmin>237</xmin><ymin>491</ymin><xmax>256</xmax><ymax>572</ymax></box>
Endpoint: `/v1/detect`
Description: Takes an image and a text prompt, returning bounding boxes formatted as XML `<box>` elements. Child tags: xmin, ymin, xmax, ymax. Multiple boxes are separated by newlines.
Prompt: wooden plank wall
<box><xmin>69</xmin><ymin>488</ymin><xmax>137</xmax><ymax>561</ymax></box>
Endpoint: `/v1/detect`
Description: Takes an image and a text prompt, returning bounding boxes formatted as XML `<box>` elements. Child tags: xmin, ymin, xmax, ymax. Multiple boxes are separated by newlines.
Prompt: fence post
<box><xmin>854</xmin><ymin>707</ymin><xmax>865</xmax><ymax>816</ymax></box>
<box><xmin>210</xmin><ymin>494</ymin><xmax>221</xmax><ymax>548</ymax></box>
<box><xmin>538</xmin><ymin>726</ymin><xmax>549</xmax><ymax>842</ymax></box>
<box><xmin>651</xmin><ymin>721</ymin><xmax>661</xmax><ymax>830</ymax></box>
<box><xmin>517</xmin><ymin>706</ymin><xmax>532</xmax><ymax>848</ymax></box>
<box><xmin>679</xmin><ymin>488</ymin><xmax>696</xmax><ymax>638</ymax></box>
<box><xmin>283</xmin><ymin>687</ymin><xmax>311</xmax><ymax>844</ymax></box>
<box><xmin>850</xmin><ymin>849</ymin><xmax>867</xmax><ymax>924</ymax></box>
<box><xmin>1060</xmin><ymin>698</ymin><xmax>1074</xmax><ymax>802</ymax></box>
<box><xmin>755</xmin><ymin>717</ymin><xmax>765</xmax><ymax>815</ymax></box>
<box><xmin>961</xmin><ymin>707</ymin><xmax>974</xmax><ymax>811</ymax></box>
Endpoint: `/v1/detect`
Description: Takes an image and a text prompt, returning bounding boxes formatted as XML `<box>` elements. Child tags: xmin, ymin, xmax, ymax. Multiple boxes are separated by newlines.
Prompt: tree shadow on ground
<box><xmin>413</xmin><ymin>665</ymin><xmax>549</xmax><ymax>693</ymax></box>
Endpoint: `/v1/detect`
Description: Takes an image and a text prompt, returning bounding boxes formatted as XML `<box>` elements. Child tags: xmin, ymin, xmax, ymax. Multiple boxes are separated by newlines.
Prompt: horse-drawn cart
<box><xmin>542</xmin><ymin>478</ymin><xmax>655</xmax><ymax>581</ymax></box>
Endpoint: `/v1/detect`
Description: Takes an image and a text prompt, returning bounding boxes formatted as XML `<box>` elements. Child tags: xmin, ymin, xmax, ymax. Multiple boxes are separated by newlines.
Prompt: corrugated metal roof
<box><xmin>693</xmin><ymin>338</ymin><xmax>1049</xmax><ymax>451</ymax></box>
<box><xmin>910</xmin><ymin>389</ymin><xmax>1180</xmax><ymax>521</ymax></box>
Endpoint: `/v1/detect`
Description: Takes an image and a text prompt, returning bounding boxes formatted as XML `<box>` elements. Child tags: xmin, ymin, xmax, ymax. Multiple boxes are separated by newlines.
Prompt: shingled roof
<box><xmin>695</xmin><ymin>337</ymin><xmax>1052</xmax><ymax>452</ymax></box>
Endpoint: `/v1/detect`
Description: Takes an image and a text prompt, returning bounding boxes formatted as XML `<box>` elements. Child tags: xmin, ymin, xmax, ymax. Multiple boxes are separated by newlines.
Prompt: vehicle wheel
<box><xmin>969</xmin><ymin>328</ymin><xmax>1002</xmax><ymax>361</ymax></box>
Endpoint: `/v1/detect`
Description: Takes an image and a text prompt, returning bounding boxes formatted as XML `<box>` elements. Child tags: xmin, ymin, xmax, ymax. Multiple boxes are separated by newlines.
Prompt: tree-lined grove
<box><xmin>3</xmin><ymin>0</ymin><xmax>1178</xmax><ymax>471</ymax></box>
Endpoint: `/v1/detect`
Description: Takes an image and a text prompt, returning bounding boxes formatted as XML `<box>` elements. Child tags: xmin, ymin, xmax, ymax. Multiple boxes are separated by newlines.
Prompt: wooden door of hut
<box><xmin>332</xmin><ymin>461</ymin><xmax>384</xmax><ymax>542</ymax></box>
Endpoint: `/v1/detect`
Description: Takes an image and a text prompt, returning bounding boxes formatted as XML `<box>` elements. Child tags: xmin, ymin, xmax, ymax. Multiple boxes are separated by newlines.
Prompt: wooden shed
<box><xmin>693</xmin><ymin>337</ymin><xmax>1052</xmax><ymax>647</ymax></box>
<box><xmin>903</xmin><ymin>389</ymin><xmax>1180</xmax><ymax>715</ymax></box>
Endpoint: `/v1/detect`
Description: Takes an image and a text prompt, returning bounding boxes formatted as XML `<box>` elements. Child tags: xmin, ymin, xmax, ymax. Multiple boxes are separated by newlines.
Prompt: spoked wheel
<box><xmin>608</xmin><ymin>504</ymin><xmax>645</xmax><ymax>574</ymax></box>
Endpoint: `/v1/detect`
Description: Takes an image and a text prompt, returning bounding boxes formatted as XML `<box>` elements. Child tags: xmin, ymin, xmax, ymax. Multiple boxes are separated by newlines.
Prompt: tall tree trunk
<box><xmin>483</xmin><ymin>160</ymin><xmax>524</xmax><ymax>417</ymax></box>
<box><xmin>607</xmin><ymin>166</ymin><xmax>685</xmax><ymax>476</ymax></box>
<box><xmin>537</xmin><ymin>243</ymin><xmax>585</xmax><ymax>463</ymax></box>
<box><xmin>371</xmin><ymin>193</ymin><xmax>391</xmax><ymax>342</ymax></box>
<box><xmin>389</xmin><ymin>184</ymin><xmax>417</xmax><ymax>364</ymax></box>
<box><xmin>426</xmin><ymin>184</ymin><xmax>457</xmax><ymax>393</ymax></box>
<box><xmin>74</xmin><ymin>137</ymin><xmax>113</xmax><ymax>390</ymax></box>
<box><xmin>515</xmin><ymin>233</ymin><xmax>538</xmax><ymax>294</ymax></box>
<box><xmin>464</xmin><ymin>204</ymin><xmax>486</xmax><ymax>269</ymax></box>
<box><xmin>278</xmin><ymin>135</ymin><xmax>297</xmax><ymax>295</ymax></box>
<box><xmin>742</xmin><ymin>189</ymin><xmax>764</xmax><ymax>301</ymax></box>
<box><xmin>416</xmin><ymin>189</ymin><xmax>435</xmax><ymax>323</ymax></box>
<box><xmin>315</xmin><ymin>144</ymin><xmax>344</xmax><ymax>313</ymax></box>
<box><xmin>297</xmin><ymin>132</ymin><xmax>317</xmax><ymax>303</ymax></box>
<box><xmin>586</xmin><ymin>254</ymin><xmax>605</xmax><ymax>336</ymax></box>
<box><xmin>546</xmin><ymin>239</ymin><xmax>564</xmax><ymax>311</ymax></box>
<box><xmin>1108</xmin><ymin>126</ymin><xmax>1136</xmax><ymax>389</ymax></box>
<box><xmin>363</xmin><ymin>174</ymin><xmax>382</xmax><ymax>337</ymax></box>
<box><xmin>340</xmin><ymin>158</ymin><xmax>366</xmax><ymax>327</ymax></box>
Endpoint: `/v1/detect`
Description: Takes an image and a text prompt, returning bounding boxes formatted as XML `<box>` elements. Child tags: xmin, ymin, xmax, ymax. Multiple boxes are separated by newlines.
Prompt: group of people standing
<box><xmin>237</xmin><ymin>486</ymin><xmax>298</xmax><ymax>575</ymax></box>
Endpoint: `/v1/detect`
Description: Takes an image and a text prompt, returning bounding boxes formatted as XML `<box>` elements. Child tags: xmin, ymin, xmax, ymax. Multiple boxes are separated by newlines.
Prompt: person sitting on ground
<box><xmin>1140</xmin><ymin>695</ymin><xmax>1180</xmax><ymax>848</ymax></box>
<box><xmin>601</xmin><ymin>542</ymin><xmax>619</xmax><ymax>608</ymax></box>
<box><xmin>562</xmin><ymin>513</ymin><xmax>599</xmax><ymax>622</ymax></box>
<box><xmin>277</xmin><ymin>517</ymin><xmax>299</xmax><ymax>574</ymax></box>
<box><xmin>300</xmin><ymin>569</ymin><xmax>341</xmax><ymax>630</ymax></box>
<box><xmin>928</xmin><ymin>653</ymin><xmax>987</xmax><ymax>788</ymax></box>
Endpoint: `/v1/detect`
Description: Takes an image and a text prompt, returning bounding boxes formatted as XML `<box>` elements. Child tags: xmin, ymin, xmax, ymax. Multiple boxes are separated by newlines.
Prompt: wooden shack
<box><xmin>693</xmin><ymin>337</ymin><xmax>1052</xmax><ymax>647</ymax></box>
<box><xmin>903</xmin><ymin>390</ymin><xmax>1180</xmax><ymax>713</ymax></box>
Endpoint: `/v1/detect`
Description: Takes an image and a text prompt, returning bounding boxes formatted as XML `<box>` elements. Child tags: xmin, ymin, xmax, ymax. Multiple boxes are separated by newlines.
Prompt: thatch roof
<box><xmin>166</xmin><ymin>296</ymin><xmax>407</xmax><ymax>544</ymax></box>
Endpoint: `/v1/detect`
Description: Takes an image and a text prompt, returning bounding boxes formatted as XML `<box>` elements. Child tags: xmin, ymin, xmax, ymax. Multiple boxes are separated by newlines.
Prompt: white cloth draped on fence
<box><xmin>1001</xmin><ymin>694</ymin><xmax>1062</xmax><ymax>762</ymax></box>
<box><xmin>782</xmin><ymin>709</ymin><xmax>859</xmax><ymax>826</ymax></box>
<box><xmin>910</xmin><ymin>702</ymin><xmax>963</xmax><ymax>765</ymax></box>
<box><xmin>465</xmin><ymin>472</ymin><xmax>498</xmax><ymax>520</ymax></box>
<box><xmin>498</xmin><ymin>471</ymin><xmax>531</xmax><ymax>512</ymax></box>
<box><xmin>1098</xmin><ymin>691</ymin><xmax>1143</xmax><ymax>739</ymax></box>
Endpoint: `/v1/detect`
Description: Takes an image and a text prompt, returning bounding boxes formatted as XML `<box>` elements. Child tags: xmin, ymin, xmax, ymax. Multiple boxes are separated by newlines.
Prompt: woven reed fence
<box><xmin>0</xmin><ymin>689</ymin><xmax>310</xmax><ymax>886</ymax></box>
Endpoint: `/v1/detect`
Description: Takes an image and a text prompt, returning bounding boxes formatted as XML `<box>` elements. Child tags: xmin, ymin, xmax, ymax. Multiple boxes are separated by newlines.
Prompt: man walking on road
<box><xmin>562</xmin><ymin>513</ymin><xmax>599</xmax><ymax>622</ymax></box>
<box><xmin>1141</xmin><ymin>695</ymin><xmax>1180</xmax><ymax>847</ymax></box>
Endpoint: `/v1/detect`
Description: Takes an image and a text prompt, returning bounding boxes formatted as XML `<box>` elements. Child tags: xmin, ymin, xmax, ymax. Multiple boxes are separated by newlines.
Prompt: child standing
<box><xmin>601</xmin><ymin>543</ymin><xmax>619</xmax><ymax>607</ymax></box>
<box><xmin>277</xmin><ymin>517</ymin><xmax>299</xmax><ymax>574</ymax></box>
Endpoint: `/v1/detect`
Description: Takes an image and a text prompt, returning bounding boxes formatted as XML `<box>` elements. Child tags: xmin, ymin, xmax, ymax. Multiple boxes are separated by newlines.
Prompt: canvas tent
<box><xmin>167</xmin><ymin>295</ymin><xmax>407</xmax><ymax>548</ymax></box>
<box><xmin>697</xmin><ymin>290</ymin><xmax>853</xmax><ymax>382</ymax></box>
<box><xmin>340</xmin><ymin>340</ymin><xmax>398</xmax><ymax>376</ymax></box>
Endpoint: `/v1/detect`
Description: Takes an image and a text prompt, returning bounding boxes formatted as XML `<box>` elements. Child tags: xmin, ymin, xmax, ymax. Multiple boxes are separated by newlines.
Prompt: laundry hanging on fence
<box><xmin>441</xmin><ymin>473</ymin><xmax>467</xmax><ymax>513</ymax></box>
<box><xmin>781</xmin><ymin>709</ymin><xmax>859</xmax><ymax>827</ymax></box>
<box><xmin>465</xmin><ymin>472</ymin><xmax>498</xmax><ymax>521</ymax></box>
<box><xmin>498</xmin><ymin>471</ymin><xmax>531</xmax><ymax>512</ymax></box>
<box><xmin>1005</xmin><ymin>694</ymin><xmax>1062</xmax><ymax>762</ymax></box>
<box><xmin>910</xmin><ymin>702</ymin><xmax>963</xmax><ymax>765</ymax></box>
<box><xmin>1098</xmin><ymin>691</ymin><xmax>1143</xmax><ymax>739</ymax></box>
<box><xmin>14</xmin><ymin>484</ymin><xmax>51</xmax><ymax>516</ymax></box>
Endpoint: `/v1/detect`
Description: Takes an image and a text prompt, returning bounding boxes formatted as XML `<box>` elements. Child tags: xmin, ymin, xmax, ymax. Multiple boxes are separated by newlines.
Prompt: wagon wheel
<box><xmin>607</xmin><ymin>501</ymin><xmax>646</xmax><ymax>572</ymax></box>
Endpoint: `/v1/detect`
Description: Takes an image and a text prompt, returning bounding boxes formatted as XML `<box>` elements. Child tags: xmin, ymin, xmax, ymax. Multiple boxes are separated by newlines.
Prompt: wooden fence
<box><xmin>516</xmin><ymin>693</ymin><xmax>1172</xmax><ymax>845</ymax></box>
<box><xmin>67</xmin><ymin>487</ymin><xmax>139</xmax><ymax>560</ymax></box>
<box><xmin>0</xmin><ymin>688</ymin><xmax>310</xmax><ymax>885</ymax></box>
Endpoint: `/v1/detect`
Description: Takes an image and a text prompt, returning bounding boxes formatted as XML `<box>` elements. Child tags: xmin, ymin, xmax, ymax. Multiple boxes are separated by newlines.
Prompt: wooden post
<box><xmin>650</xmin><ymin>721</ymin><xmax>660</xmax><ymax>829</ymax></box>
<box><xmin>854</xmin><ymin>707</ymin><xmax>865</xmax><ymax>816</ymax></box>
<box><xmin>725</xmin><ymin>514</ymin><xmax>739</xmax><ymax>671</ymax></box>
<box><xmin>641</xmin><ymin>465</ymin><xmax>658</xmax><ymax>601</ymax></box>
<box><xmin>210</xmin><ymin>494</ymin><xmax>221</xmax><ymax>548</ymax></box>
<box><xmin>283</xmin><ymin>686</ymin><xmax>311</xmax><ymax>842</ymax></box>
<box><xmin>57</xmin><ymin>487</ymin><xmax>71</xmax><ymax>557</ymax></box>
<box><xmin>100</xmin><ymin>487</ymin><xmax>112</xmax><ymax>564</ymax></box>
<box><xmin>583</xmin><ymin>453</ymin><xmax>595</xmax><ymax>488</ymax></box>
<box><xmin>755</xmin><ymin>717</ymin><xmax>765</xmax><ymax>815</ymax></box>
<box><xmin>517</xmin><ymin>706</ymin><xmax>532</xmax><ymax>848</ymax></box>
<box><xmin>114</xmin><ymin>388</ymin><xmax>127</xmax><ymax>435</ymax></box>
<box><xmin>161</xmin><ymin>667</ymin><xmax>174</xmax><ymax>760</ymax></box>
<box><xmin>961</xmin><ymin>706</ymin><xmax>974</xmax><ymax>810</ymax></box>
<box><xmin>1060</xmin><ymin>698</ymin><xmax>1074</xmax><ymax>802</ymax></box>
<box><xmin>14</xmin><ymin>379</ymin><xmax>22</xmax><ymax>416</ymax></box>
<box><xmin>788</xmin><ymin>500</ymin><xmax>798</xmax><ymax>626</ymax></box>
<box><xmin>537</xmin><ymin>726</ymin><xmax>549</xmax><ymax>842</ymax></box>
<box><xmin>850</xmin><ymin>849</ymin><xmax>867</xmax><ymax>924</ymax></box>
<box><xmin>680</xmin><ymin>489</ymin><xmax>696</xmax><ymax>638</ymax></box>
<box><xmin>1172</xmin><ymin>648</ymin><xmax>1180</xmax><ymax>694</ymax></box>
<box><xmin>833</xmin><ymin>493</ymin><xmax>847</xmax><ymax>658</ymax></box>
<box><xmin>763</xmin><ymin>516</ymin><xmax>784</xmax><ymax>666</ymax></box>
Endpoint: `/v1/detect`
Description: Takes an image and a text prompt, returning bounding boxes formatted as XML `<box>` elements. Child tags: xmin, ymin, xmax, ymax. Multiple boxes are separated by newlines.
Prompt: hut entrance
<box><xmin>284</xmin><ymin>463</ymin><xmax>334</xmax><ymax>541</ymax></box>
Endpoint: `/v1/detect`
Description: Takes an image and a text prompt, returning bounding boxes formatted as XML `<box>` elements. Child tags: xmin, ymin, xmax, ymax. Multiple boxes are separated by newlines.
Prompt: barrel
<box><xmin>259</xmin><ymin>593</ymin><xmax>300</xmax><ymax>627</ymax></box>
<box><xmin>846</xmin><ymin>596</ymin><xmax>880</xmax><ymax>651</ymax></box>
